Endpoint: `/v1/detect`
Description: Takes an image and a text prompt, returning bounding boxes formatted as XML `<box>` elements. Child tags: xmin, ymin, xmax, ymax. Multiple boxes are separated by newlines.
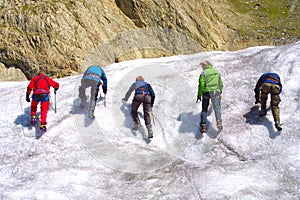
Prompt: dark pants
<box><xmin>79</xmin><ymin>78</ymin><xmax>99</xmax><ymax>113</ymax></box>
<box><xmin>132</xmin><ymin>94</ymin><xmax>152</xmax><ymax>128</ymax></box>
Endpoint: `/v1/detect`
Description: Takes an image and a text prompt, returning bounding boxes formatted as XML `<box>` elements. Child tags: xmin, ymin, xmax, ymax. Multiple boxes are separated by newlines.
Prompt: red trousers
<box><xmin>30</xmin><ymin>100</ymin><xmax>50</xmax><ymax>125</ymax></box>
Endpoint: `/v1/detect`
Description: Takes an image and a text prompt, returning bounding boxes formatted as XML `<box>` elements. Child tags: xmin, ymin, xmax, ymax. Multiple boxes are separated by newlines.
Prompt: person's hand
<box><xmin>26</xmin><ymin>94</ymin><xmax>30</xmax><ymax>102</ymax></box>
<box><xmin>122</xmin><ymin>98</ymin><xmax>127</xmax><ymax>102</ymax></box>
<box><xmin>255</xmin><ymin>99</ymin><xmax>260</xmax><ymax>104</ymax></box>
<box><xmin>102</xmin><ymin>86</ymin><xmax>107</xmax><ymax>95</ymax></box>
<box><xmin>196</xmin><ymin>96</ymin><xmax>201</xmax><ymax>103</ymax></box>
<box><xmin>54</xmin><ymin>88</ymin><xmax>59</xmax><ymax>94</ymax></box>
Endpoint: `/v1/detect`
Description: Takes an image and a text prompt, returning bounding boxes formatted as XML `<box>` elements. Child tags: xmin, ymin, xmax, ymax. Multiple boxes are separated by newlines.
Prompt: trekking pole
<box><xmin>54</xmin><ymin>91</ymin><xmax>57</xmax><ymax>113</ymax></box>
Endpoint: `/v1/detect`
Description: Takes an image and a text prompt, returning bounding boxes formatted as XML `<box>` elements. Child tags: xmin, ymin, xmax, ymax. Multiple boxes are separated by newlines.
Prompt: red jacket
<box><xmin>26</xmin><ymin>74</ymin><xmax>59</xmax><ymax>95</ymax></box>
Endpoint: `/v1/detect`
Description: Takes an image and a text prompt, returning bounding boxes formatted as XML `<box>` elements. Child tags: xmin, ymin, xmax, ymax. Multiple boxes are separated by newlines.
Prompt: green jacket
<box><xmin>197</xmin><ymin>65</ymin><xmax>223</xmax><ymax>97</ymax></box>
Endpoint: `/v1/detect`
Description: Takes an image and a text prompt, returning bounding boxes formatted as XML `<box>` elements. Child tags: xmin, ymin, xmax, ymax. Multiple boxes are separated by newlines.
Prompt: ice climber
<box><xmin>26</xmin><ymin>70</ymin><xmax>59</xmax><ymax>133</ymax></box>
<box><xmin>196</xmin><ymin>60</ymin><xmax>223</xmax><ymax>133</ymax></box>
<box><xmin>254</xmin><ymin>72</ymin><xmax>282</xmax><ymax>131</ymax></box>
<box><xmin>79</xmin><ymin>66</ymin><xmax>107</xmax><ymax>119</ymax></box>
<box><xmin>122</xmin><ymin>76</ymin><xmax>155</xmax><ymax>139</ymax></box>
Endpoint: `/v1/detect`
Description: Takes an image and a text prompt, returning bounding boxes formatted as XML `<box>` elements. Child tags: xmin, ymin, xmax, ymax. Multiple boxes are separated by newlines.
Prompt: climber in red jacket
<box><xmin>26</xmin><ymin>70</ymin><xmax>59</xmax><ymax>133</ymax></box>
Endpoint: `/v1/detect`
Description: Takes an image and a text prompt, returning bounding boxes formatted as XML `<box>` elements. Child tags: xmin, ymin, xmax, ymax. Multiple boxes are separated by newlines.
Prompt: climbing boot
<box><xmin>88</xmin><ymin>112</ymin><xmax>95</xmax><ymax>120</ymax></box>
<box><xmin>31</xmin><ymin>115</ymin><xmax>37</xmax><ymax>125</ymax></box>
<box><xmin>275</xmin><ymin>121</ymin><xmax>282</xmax><ymax>131</ymax></box>
<box><xmin>40</xmin><ymin>123</ymin><xmax>47</xmax><ymax>133</ymax></box>
<box><xmin>200</xmin><ymin>123</ymin><xmax>206</xmax><ymax>133</ymax></box>
<box><xmin>147</xmin><ymin>127</ymin><xmax>153</xmax><ymax>138</ymax></box>
<box><xmin>132</xmin><ymin>120</ymin><xmax>141</xmax><ymax>130</ymax></box>
<box><xmin>217</xmin><ymin>120</ymin><xmax>223</xmax><ymax>130</ymax></box>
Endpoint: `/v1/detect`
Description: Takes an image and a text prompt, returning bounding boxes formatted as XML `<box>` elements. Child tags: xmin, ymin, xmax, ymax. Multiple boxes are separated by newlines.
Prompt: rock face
<box><xmin>0</xmin><ymin>62</ymin><xmax>26</xmax><ymax>81</ymax></box>
<box><xmin>0</xmin><ymin>0</ymin><xmax>299</xmax><ymax>80</ymax></box>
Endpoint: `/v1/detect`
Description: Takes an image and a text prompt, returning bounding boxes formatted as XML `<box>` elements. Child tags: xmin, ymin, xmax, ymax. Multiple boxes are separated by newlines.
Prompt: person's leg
<box><xmin>30</xmin><ymin>100</ymin><xmax>38</xmax><ymax>116</ymax></box>
<box><xmin>200</xmin><ymin>92</ymin><xmax>210</xmax><ymax>132</ymax></box>
<box><xmin>260</xmin><ymin>83</ymin><xmax>271</xmax><ymax>116</ymax></box>
<box><xmin>200</xmin><ymin>92</ymin><xmax>210</xmax><ymax>124</ymax></box>
<box><xmin>142</xmin><ymin>96</ymin><xmax>152</xmax><ymax>127</ymax></box>
<box><xmin>131</xmin><ymin>95</ymin><xmax>142</xmax><ymax>126</ymax></box>
<box><xmin>143</xmin><ymin>97</ymin><xmax>153</xmax><ymax>138</ymax></box>
<box><xmin>88</xmin><ymin>80</ymin><xmax>99</xmax><ymax>115</ymax></box>
<box><xmin>79</xmin><ymin>79</ymin><xmax>87</xmax><ymax>107</ymax></box>
<box><xmin>270</xmin><ymin>85</ymin><xmax>281</xmax><ymax>130</ymax></box>
<box><xmin>30</xmin><ymin>100</ymin><xmax>39</xmax><ymax>124</ymax></box>
<box><xmin>40</xmin><ymin>101</ymin><xmax>50</xmax><ymax>125</ymax></box>
<box><xmin>210</xmin><ymin>92</ymin><xmax>222</xmax><ymax>129</ymax></box>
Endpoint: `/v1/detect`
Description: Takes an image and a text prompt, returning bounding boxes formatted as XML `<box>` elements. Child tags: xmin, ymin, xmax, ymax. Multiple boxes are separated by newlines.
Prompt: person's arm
<box><xmin>197</xmin><ymin>73</ymin><xmax>205</xmax><ymax>101</ymax></box>
<box><xmin>278</xmin><ymin>76</ymin><xmax>282</xmax><ymax>94</ymax></box>
<box><xmin>122</xmin><ymin>83</ymin><xmax>135</xmax><ymax>101</ymax></box>
<box><xmin>254</xmin><ymin>74</ymin><xmax>265</xmax><ymax>103</ymax></box>
<box><xmin>46</xmin><ymin>77</ymin><xmax>59</xmax><ymax>94</ymax></box>
<box><xmin>26</xmin><ymin>78</ymin><xmax>35</xmax><ymax>95</ymax></box>
<box><xmin>218</xmin><ymin>73</ymin><xmax>223</xmax><ymax>93</ymax></box>
<box><xmin>148</xmin><ymin>84</ymin><xmax>155</xmax><ymax>107</ymax></box>
<box><xmin>101</xmin><ymin>72</ymin><xmax>108</xmax><ymax>94</ymax></box>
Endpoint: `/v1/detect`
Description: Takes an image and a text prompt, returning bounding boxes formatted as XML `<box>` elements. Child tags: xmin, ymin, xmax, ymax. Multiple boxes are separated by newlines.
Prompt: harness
<box><xmin>135</xmin><ymin>82</ymin><xmax>150</xmax><ymax>96</ymax></box>
<box><xmin>85</xmin><ymin>73</ymin><xmax>102</xmax><ymax>80</ymax></box>
<box><xmin>34</xmin><ymin>75</ymin><xmax>50</xmax><ymax>89</ymax></box>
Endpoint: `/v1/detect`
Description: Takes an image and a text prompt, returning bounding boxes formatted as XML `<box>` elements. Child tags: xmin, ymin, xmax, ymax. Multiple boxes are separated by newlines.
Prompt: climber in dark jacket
<box><xmin>254</xmin><ymin>72</ymin><xmax>282</xmax><ymax>131</ymax></box>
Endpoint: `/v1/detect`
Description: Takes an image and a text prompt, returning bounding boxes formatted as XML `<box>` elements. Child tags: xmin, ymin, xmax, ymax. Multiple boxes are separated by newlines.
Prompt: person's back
<box><xmin>201</xmin><ymin>65</ymin><xmax>223</xmax><ymax>93</ymax></box>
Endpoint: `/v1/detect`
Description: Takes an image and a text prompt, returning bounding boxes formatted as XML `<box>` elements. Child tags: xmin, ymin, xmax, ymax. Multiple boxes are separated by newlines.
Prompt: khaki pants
<box><xmin>260</xmin><ymin>82</ymin><xmax>281</xmax><ymax>123</ymax></box>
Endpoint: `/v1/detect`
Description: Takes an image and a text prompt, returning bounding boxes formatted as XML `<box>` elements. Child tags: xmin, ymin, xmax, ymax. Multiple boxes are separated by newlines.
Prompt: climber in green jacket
<box><xmin>196</xmin><ymin>60</ymin><xmax>224</xmax><ymax>133</ymax></box>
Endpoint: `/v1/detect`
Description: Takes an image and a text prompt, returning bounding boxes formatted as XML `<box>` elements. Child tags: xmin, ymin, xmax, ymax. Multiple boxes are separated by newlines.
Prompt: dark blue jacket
<box><xmin>254</xmin><ymin>72</ymin><xmax>282</xmax><ymax>94</ymax></box>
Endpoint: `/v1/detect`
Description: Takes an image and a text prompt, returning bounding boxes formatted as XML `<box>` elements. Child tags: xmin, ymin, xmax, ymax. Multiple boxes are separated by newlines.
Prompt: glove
<box><xmin>54</xmin><ymin>88</ymin><xmax>59</xmax><ymax>94</ymax></box>
<box><xmin>102</xmin><ymin>86</ymin><xmax>107</xmax><ymax>95</ymax></box>
<box><xmin>122</xmin><ymin>98</ymin><xmax>127</xmax><ymax>102</ymax></box>
<box><xmin>255</xmin><ymin>93</ymin><xmax>260</xmax><ymax>104</ymax></box>
<box><xmin>26</xmin><ymin>94</ymin><xmax>30</xmax><ymax>102</ymax></box>
<box><xmin>196</xmin><ymin>96</ymin><xmax>201</xmax><ymax>103</ymax></box>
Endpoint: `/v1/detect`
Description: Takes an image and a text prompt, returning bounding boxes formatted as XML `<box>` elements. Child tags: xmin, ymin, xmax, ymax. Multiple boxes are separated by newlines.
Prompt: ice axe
<box><xmin>150</xmin><ymin>110</ymin><xmax>155</xmax><ymax>126</ymax></box>
<box><xmin>99</xmin><ymin>90</ymin><xmax>106</xmax><ymax>107</ymax></box>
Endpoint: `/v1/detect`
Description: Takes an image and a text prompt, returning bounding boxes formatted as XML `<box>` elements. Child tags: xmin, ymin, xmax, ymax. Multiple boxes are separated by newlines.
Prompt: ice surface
<box><xmin>0</xmin><ymin>42</ymin><xmax>299</xmax><ymax>199</ymax></box>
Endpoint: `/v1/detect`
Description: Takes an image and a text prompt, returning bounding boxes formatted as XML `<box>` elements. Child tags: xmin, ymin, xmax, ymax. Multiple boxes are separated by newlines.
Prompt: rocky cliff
<box><xmin>0</xmin><ymin>0</ymin><xmax>299</xmax><ymax>81</ymax></box>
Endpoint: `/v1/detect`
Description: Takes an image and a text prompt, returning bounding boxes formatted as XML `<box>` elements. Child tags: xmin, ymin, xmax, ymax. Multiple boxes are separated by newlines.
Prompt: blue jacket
<box><xmin>254</xmin><ymin>72</ymin><xmax>282</xmax><ymax>94</ymax></box>
<box><xmin>83</xmin><ymin>66</ymin><xmax>107</xmax><ymax>87</ymax></box>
